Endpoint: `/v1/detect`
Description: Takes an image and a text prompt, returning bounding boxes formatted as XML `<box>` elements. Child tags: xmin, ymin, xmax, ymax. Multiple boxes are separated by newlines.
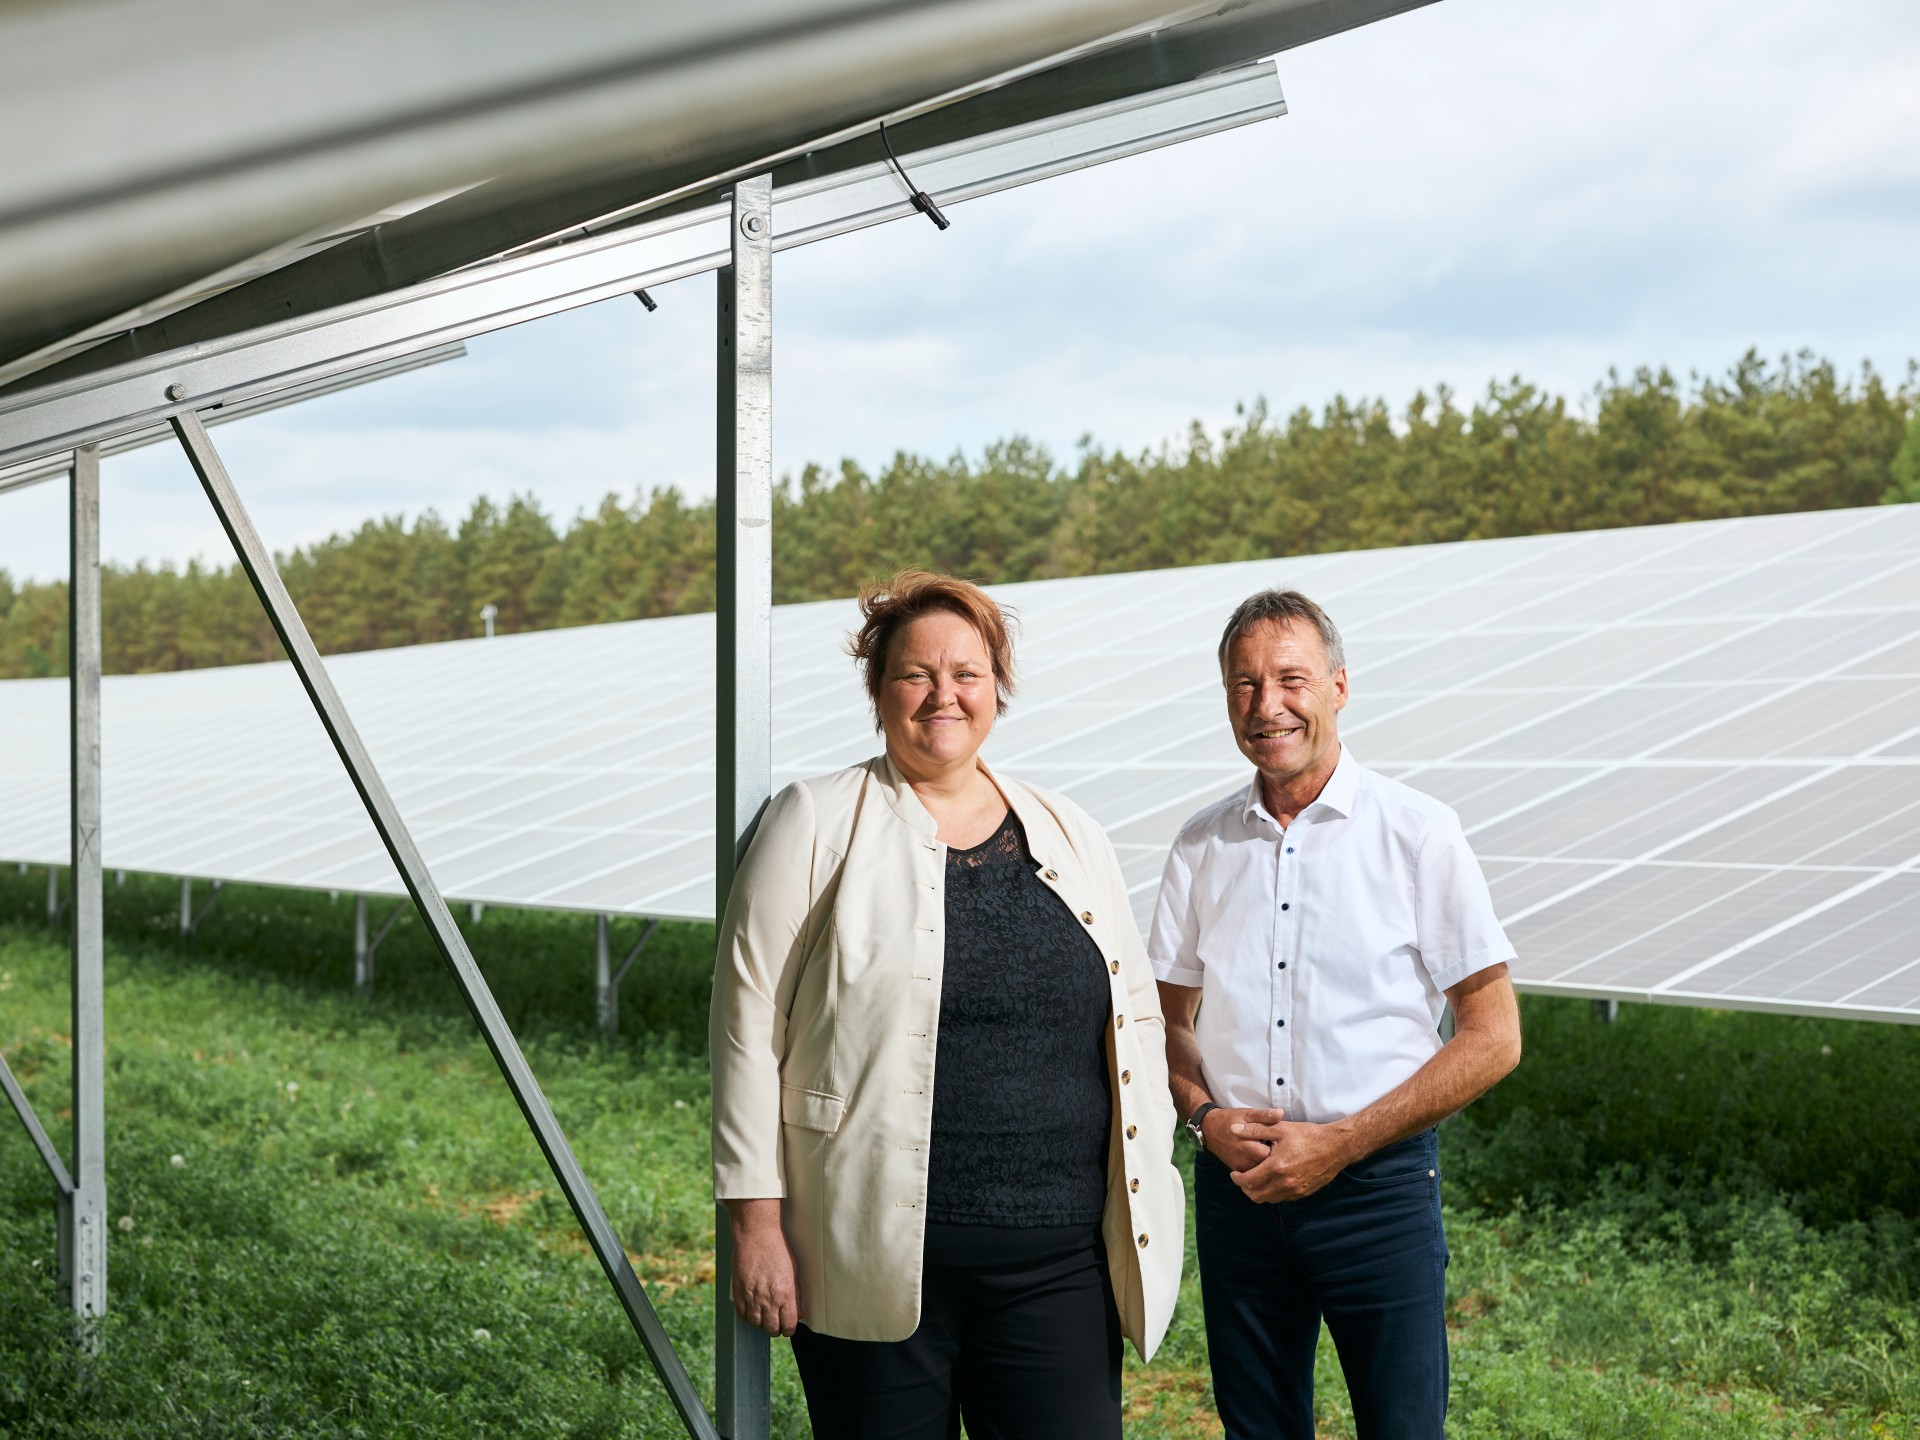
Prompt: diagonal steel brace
<box><xmin>168</xmin><ymin>407</ymin><xmax>719</xmax><ymax>1440</ymax></box>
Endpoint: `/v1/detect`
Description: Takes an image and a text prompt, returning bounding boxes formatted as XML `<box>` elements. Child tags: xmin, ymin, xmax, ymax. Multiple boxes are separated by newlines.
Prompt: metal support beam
<box><xmin>598</xmin><ymin>917</ymin><xmax>661</xmax><ymax>1038</ymax></box>
<box><xmin>1592</xmin><ymin>999</ymin><xmax>1620</xmax><ymax>1024</ymax></box>
<box><xmin>356</xmin><ymin>897</ymin><xmax>407</xmax><ymax>994</ymax></box>
<box><xmin>67</xmin><ymin>443</ymin><xmax>107</xmax><ymax>1331</ymax></box>
<box><xmin>0</xmin><ymin>1050</ymin><xmax>75</xmax><ymax>1197</ymax></box>
<box><xmin>0</xmin><ymin>66</ymin><xmax>1285</xmax><ymax>471</ymax></box>
<box><xmin>714</xmin><ymin>174</ymin><xmax>774</xmax><ymax>1440</ymax></box>
<box><xmin>45</xmin><ymin>865</ymin><xmax>58</xmax><ymax>925</ymax></box>
<box><xmin>179</xmin><ymin>876</ymin><xmax>224</xmax><ymax>939</ymax></box>
<box><xmin>611</xmin><ymin>920</ymin><xmax>660</xmax><ymax>1039</ymax></box>
<box><xmin>595</xmin><ymin>915</ymin><xmax>611</xmax><ymax>1032</ymax></box>
<box><xmin>165</xmin><ymin>409</ymin><xmax>717</xmax><ymax>1440</ymax></box>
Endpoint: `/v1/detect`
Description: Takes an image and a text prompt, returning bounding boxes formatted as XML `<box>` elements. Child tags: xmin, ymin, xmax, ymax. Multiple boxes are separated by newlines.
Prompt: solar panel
<box><xmin>2</xmin><ymin>502</ymin><xmax>1918</xmax><ymax>1023</ymax></box>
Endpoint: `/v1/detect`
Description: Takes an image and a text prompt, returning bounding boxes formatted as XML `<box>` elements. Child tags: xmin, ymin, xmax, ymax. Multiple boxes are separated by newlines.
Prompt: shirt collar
<box><xmin>1241</xmin><ymin>743</ymin><xmax>1360</xmax><ymax>827</ymax></box>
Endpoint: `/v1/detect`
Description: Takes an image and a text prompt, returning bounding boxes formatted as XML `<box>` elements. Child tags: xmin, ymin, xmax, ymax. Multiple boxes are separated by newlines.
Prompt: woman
<box><xmin>710</xmin><ymin>569</ymin><xmax>1183</xmax><ymax>1439</ymax></box>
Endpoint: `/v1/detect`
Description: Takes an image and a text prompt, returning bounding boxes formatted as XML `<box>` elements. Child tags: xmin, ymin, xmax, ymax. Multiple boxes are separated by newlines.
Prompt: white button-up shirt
<box><xmin>1148</xmin><ymin>747</ymin><xmax>1515</xmax><ymax>1124</ymax></box>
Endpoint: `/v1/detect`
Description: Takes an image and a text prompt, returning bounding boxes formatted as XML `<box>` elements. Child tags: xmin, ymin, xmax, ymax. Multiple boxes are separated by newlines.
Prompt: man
<box><xmin>1150</xmin><ymin>588</ymin><xmax>1522</xmax><ymax>1440</ymax></box>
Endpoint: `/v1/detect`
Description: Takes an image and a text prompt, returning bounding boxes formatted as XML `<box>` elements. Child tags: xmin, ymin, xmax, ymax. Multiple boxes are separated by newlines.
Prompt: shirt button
<box><xmin>1137</xmin><ymin>1233</ymin><xmax>1149</xmax><ymax>1249</ymax></box>
<box><xmin>1281</xmin><ymin>902</ymin><xmax>1290</xmax><ymax>911</ymax></box>
<box><xmin>1080</xmin><ymin>911</ymin><xmax>1094</xmax><ymax>924</ymax></box>
<box><xmin>1126</xmin><ymin>1125</ymin><xmax>1137</xmax><ymax>1139</ymax></box>
<box><xmin>1276</xmin><ymin>1019</ymin><xmax>1285</xmax><ymax>1029</ymax></box>
<box><xmin>1278</xmin><ymin>961</ymin><xmax>1287</xmax><ymax>970</ymax></box>
<box><xmin>1287</xmin><ymin>847</ymin><xmax>1295</xmax><ymax>854</ymax></box>
<box><xmin>1276</xmin><ymin>1077</ymin><xmax>1285</xmax><ymax>1087</ymax></box>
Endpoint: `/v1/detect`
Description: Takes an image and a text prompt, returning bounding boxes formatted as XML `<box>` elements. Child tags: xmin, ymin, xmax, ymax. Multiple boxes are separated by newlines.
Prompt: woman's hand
<box><xmin>725</xmin><ymin>1198</ymin><xmax>801</xmax><ymax>1337</ymax></box>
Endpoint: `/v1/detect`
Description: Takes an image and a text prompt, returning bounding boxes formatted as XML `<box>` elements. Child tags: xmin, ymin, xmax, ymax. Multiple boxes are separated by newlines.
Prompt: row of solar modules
<box><xmin>1</xmin><ymin>502</ymin><xmax>1915</xmax><ymax>1022</ymax></box>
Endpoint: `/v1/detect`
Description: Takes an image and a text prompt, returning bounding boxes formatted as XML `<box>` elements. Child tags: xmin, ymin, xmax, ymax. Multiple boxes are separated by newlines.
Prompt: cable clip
<box><xmin>879</xmin><ymin>121</ymin><xmax>950</xmax><ymax>231</ymax></box>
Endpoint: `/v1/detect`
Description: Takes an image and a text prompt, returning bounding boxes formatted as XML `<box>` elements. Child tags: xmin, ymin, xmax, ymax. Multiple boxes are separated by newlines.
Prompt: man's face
<box><xmin>1223</xmin><ymin>618</ymin><xmax>1348</xmax><ymax>788</ymax></box>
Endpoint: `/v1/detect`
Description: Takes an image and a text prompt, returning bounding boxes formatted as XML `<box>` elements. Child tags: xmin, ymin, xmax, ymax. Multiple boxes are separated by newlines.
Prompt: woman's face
<box><xmin>878</xmin><ymin>609</ymin><xmax>998</xmax><ymax>778</ymax></box>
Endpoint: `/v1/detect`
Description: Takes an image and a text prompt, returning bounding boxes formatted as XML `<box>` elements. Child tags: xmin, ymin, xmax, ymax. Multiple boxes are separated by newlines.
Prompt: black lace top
<box><xmin>926</xmin><ymin>810</ymin><xmax>1113</xmax><ymax>1226</ymax></box>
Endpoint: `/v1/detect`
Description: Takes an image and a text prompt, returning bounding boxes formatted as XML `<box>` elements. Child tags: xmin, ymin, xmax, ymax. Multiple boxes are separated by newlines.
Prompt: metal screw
<box><xmin>165</xmin><ymin>382</ymin><xmax>188</xmax><ymax>402</ymax></box>
<box><xmin>741</xmin><ymin>213</ymin><xmax>767</xmax><ymax>237</ymax></box>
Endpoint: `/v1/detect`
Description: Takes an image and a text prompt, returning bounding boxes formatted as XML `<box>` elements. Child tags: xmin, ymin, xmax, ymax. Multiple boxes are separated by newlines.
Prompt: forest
<box><xmin>2</xmin><ymin>348</ymin><xmax>1917</xmax><ymax>678</ymax></box>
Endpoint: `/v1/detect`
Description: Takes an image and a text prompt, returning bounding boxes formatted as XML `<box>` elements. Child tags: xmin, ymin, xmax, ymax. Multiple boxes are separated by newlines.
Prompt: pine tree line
<box><xmin>2</xmin><ymin>350</ymin><xmax>1916</xmax><ymax>679</ymax></box>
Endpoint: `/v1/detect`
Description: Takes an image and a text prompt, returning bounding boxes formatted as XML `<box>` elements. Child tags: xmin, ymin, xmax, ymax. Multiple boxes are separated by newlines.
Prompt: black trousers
<box><xmin>1196</xmin><ymin>1129</ymin><xmax>1449</xmax><ymax>1440</ymax></box>
<box><xmin>789</xmin><ymin>1222</ymin><xmax>1122</xmax><ymax>1440</ymax></box>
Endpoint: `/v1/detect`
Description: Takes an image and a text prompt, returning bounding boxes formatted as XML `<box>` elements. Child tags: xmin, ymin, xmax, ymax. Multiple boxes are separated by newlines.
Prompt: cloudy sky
<box><xmin>3</xmin><ymin>0</ymin><xmax>1917</xmax><ymax>582</ymax></box>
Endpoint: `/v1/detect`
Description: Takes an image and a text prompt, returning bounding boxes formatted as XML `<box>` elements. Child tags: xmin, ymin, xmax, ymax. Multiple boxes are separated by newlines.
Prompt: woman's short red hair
<box><xmin>847</xmin><ymin>569</ymin><xmax>1017</xmax><ymax>725</ymax></box>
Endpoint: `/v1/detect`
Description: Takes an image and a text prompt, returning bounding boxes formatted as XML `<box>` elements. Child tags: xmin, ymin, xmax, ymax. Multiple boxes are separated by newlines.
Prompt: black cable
<box><xmin>878</xmin><ymin>120</ymin><xmax>951</xmax><ymax>231</ymax></box>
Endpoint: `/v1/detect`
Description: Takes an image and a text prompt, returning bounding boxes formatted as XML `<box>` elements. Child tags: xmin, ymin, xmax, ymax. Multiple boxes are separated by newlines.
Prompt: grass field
<box><xmin>2</xmin><ymin>871</ymin><xmax>1918</xmax><ymax>1438</ymax></box>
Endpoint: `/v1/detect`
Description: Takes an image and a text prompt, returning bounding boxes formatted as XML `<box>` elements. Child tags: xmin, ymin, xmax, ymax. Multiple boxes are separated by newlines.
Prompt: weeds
<box><xmin>1</xmin><ymin>870</ymin><xmax>1917</xmax><ymax>1437</ymax></box>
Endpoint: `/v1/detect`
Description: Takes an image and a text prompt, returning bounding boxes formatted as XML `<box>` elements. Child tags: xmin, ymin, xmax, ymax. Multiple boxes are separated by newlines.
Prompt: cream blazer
<box><xmin>710</xmin><ymin>755</ymin><xmax>1184</xmax><ymax>1357</ymax></box>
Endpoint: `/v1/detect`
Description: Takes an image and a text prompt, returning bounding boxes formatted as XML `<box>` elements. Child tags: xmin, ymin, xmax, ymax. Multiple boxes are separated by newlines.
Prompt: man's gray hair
<box><xmin>1217</xmin><ymin>589</ymin><xmax>1346</xmax><ymax>674</ymax></box>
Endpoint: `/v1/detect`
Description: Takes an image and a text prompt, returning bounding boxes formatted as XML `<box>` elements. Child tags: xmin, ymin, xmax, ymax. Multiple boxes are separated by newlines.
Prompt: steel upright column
<box><xmin>714</xmin><ymin>174</ymin><xmax>773</xmax><ymax>1440</ymax></box>
<box><xmin>67</xmin><ymin>443</ymin><xmax>107</xmax><ymax>1331</ymax></box>
<box><xmin>353</xmin><ymin>894</ymin><xmax>371</xmax><ymax>992</ymax></box>
<box><xmin>594</xmin><ymin>914</ymin><xmax>612</xmax><ymax>1033</ymax></box>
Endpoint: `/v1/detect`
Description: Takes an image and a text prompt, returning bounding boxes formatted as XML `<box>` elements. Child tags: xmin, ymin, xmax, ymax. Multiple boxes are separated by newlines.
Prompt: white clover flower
<box><xmin>472</xmin><ymin>1328</ymin><xmax>492</xmax><ymax>1342</ymax></box>
<box><xmin>117</xmin><ymin>1215</ymin><xmax>134</xmax><ymax>1232</ymax></box>
<box><xmin>285</xmin><ymin>1081</ymin><xmax>299</xmax><ymax>1095</ymax></box>
<box><xmin>170</xmin><ymin>1154</ymin><xmax>186</xmax><ymax>1168</ymax></box>
<box><xmin>673</xmin><ymin>1099</ymin><xmax>687</xmax><ymax>1110</ymax></box>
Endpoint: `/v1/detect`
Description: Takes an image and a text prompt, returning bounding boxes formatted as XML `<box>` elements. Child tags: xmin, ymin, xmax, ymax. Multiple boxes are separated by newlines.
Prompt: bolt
<box><xmin>741</xmin><ymin>213</ymin><xmax>767</xmax><ymax>237</ymax></box>
<box><xmin>165</xmin><ymin>382</ymin><xmax>188</xmax><ymax>402</ymax></box>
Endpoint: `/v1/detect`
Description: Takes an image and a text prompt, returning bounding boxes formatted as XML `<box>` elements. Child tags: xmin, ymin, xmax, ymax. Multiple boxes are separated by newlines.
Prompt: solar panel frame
<box><xmin>4</xmin><ymin>502</ymin><xmax>1919</xmax><ymax>1023</ymax></box>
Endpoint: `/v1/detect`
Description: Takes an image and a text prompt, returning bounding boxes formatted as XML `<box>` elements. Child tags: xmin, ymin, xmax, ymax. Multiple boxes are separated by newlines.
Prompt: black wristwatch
<box><xmin>1185</xmin><ymin>1101</ymin><xmax>1219</xmax><ymax>1152</ymax></box>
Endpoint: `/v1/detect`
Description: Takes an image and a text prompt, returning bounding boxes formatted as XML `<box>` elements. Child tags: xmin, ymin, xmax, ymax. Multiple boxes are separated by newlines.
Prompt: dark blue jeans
<box><xmin>1195</xmin><ymin>1128</ymin><xmax>1448</xmax><ymax>1440</ymax></box>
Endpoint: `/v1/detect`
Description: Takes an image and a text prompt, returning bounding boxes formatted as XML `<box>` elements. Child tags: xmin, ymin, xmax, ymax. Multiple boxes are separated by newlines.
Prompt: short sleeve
<box><xmin>1147</xmin><ymin>833</ymin><xmax>1206</xmax><ymax>988</ymax></box>
<box><xmin>1413</xmin><ymin>813</ymin><xmax>1516</xmax><ymax>993</ymax></box>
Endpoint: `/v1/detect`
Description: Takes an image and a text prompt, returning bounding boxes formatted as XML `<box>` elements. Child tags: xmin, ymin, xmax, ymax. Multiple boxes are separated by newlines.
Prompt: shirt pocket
<box><xmin>779</xmin><ymin>1085</ymin><xmax>847</xmax><ymax>1134</ymax></box>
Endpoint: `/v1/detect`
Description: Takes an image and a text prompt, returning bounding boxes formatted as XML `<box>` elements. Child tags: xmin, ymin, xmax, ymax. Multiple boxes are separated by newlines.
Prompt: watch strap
<box><xmin>1185</xmin><ymin>1101</ymin><xmax>1219</xmax><ymax>1148</ymax></box>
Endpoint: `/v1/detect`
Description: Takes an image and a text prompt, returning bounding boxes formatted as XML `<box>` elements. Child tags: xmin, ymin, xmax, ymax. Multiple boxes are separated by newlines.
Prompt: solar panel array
<box><xmin>2</xmin><ymin>502</ymin><xmax>1917</xmax><ymax>1022</ymax></box>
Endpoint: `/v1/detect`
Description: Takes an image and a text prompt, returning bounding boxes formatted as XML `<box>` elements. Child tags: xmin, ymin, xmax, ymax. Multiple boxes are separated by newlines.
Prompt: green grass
<box><xmin>1</xmin><ymin>870</ymin><xmax>1918</xmax><ymax>1437</ymax></box>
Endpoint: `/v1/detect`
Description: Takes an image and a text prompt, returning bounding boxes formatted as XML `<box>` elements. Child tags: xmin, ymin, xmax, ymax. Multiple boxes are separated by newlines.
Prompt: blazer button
<box><xmin>1045</xmin><ymin>869</ymin><xmax>1059</xmax><ymax>881</ymax></box>
<box><xmin>1109</xmin><ymin>960</ymin><xmax>1120</xmax><ymax>975</ymax></box>
<box><xmin>1120</xmin><ymin>1070</ymin><xmax>1131</xmax><ymax>1084</ymax></box>
<box><xmin>1080</xmin><ymin>911</ymin><xmax>1094</xmax><ymax>924</ymax></box>
<box><xmin>1129</xmin><ymin>1178</ymin><xmax>1139</xmax><ymax>1193</ymax></box>
<box><xmin>1115</xmin><ymin>1015</ymin><xmax>1126</xmax><ymax>1029</ymax></box>
<box><xmin>1126</xmin><ymin>1124</ymin><xmax>1137</xmax><ymax>1139</ymax></box>
<box><xmin>1137</xmin><ymin>1233</ymin><xmax>1149</xmax><ymax>1249</ymax></box>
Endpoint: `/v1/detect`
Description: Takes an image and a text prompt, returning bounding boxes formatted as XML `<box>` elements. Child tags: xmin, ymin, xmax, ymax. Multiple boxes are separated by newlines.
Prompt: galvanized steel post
<box><xmin>594</xmin><ymin>913</ymin><xmax>612</xmax><ymax>1033</ymax></box>
<box><xmin>167</xmin><ymin>409</ymin><xmax>719</xmax><ymax>1440</ymax></box>
<box><xmin>353</xmin><ymin>894</ymin><xmax>371</xmax><ymax>992</ymax></box>
<box><xmin>67</xmin><ymin>443</ymin><xmax>107</xmax><ymax>1333</ymax></box>
<box><xmin>714</xmin><ymin>173</ymin><xmax>774</xmax><ymax>1440</ymax></box>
